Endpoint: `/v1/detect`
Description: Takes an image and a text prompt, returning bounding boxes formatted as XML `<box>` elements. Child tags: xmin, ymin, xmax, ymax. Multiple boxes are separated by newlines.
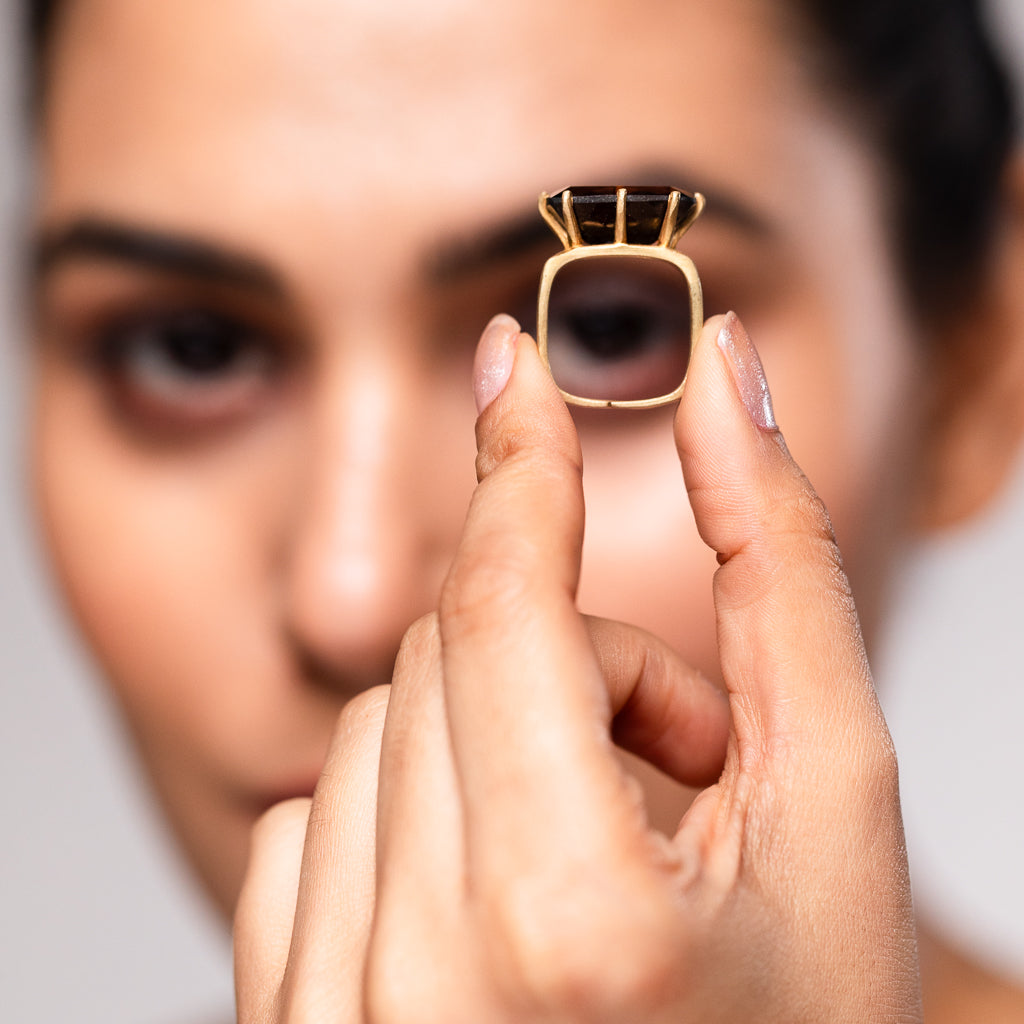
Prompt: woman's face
<box><xmin>33</xmin><ymin>0</ymin><xmax>926</xmax><ymax>912</ymax></box>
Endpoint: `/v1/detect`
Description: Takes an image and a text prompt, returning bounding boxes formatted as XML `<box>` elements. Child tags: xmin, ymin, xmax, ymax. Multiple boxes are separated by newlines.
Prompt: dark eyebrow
<box><xmin>33</xmin><ymin>218</ymin><xmax>287</xmax><ymax>297</ymax></box>
<box><xmin>35</xmin><ymin>171</ymin><xmax>773</xmax><ymax>294</ymax></box>
<box><xmin>425</xmin><ymin>169</ymin><xmax>776</xmax><ymax>284</ymax></box>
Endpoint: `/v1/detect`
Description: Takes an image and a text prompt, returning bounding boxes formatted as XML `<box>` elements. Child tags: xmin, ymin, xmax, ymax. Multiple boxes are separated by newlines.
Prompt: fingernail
<box><xmin>717</xmin><ymin>312</ymin><xmax>777</xmax><ymax>431</ymax></box>
<box><xmin>474</xmin><ymin>314</ymin><xmax>520</xmax><ymax>414</ymax></box>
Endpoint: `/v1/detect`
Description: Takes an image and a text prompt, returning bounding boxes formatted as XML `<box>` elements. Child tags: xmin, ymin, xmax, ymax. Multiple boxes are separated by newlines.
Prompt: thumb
<box><xmin>675</xmin><ymin>312</ymin><xmax>885</xmax><ymax>769</ymax></box>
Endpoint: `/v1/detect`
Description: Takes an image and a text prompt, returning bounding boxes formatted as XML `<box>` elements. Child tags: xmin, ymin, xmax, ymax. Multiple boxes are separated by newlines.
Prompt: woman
<box><xmin>27</xmin><ymin>0</ymin><xmax>1024</xmax><ymax>1018</ymax></box>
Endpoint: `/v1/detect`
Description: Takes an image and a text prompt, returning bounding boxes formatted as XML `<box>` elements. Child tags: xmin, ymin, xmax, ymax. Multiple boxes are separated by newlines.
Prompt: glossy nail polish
<box><xmin>473</xmin><ymin>314</ymin><xmax>520</xmax><ymax>414</ymax></box>
<box><xmin>717</xmin><ymin>312</ymin><xmax>777</xmax><ymax>431</ymax></box>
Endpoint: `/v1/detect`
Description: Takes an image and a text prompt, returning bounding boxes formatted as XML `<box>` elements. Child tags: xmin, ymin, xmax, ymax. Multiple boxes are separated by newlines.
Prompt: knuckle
<box><xmin>441</xmin><ymin>442</ymin><xmax>583</xmax><ymax>641</ymax></box>
<box><xmin>250</xmin><ymin>796</ymin><xmax>313</xmax><ymax>851</ymax></box>
<box><xmin>772</xmin><ymin>486</ymin><xmax>838</xmax><ymax>549</ymax></box>
<box><xmin>487</xmin><ymin>876</ymin><xmax>682</xmax><ymax>1017</ymax></box>
<box><xmin>439</xmin><ymin>541</ymin><xmax>543</xmax><ymax>639</ymax></box>
<box><xmin>239</xmin><ymin>803</ymin><xmax>312</xmax><ymax>917</ymax></box>
<box><xmin>315</xmin><ymin>686</ymin><xmax>391</xmax><ymax>801</ymax></box>
<box><xmin>474</xmin><ymin>424</ymin><xmax>518</xmax><ymax>482</ymax></box>
<box><xmin>331</xmin><ymin>683</ymin><xmax>391</xmax><ymax>745</ymax></box>
<box><xmin>395</xmin><ymin>612</ymin><xmax>441</xmax><ymax>667</ymax></box>
<box><xmin>234</xmin><ymin>802</ymin><xmax>310</xmax><ymax>1012</ymax></box>
<box><xmin>730</xmin><ymin>486</ymin><xmax>854</xmax><ymax>613</ymax></box>
<box><xmin>476</xmin><ymin>416</ymin><xmax>582</xmax><ymax>484</ymax></box>
<box><xmin>857</xmin><ymin>720</ymin><xmax>901</xmax><ymax>794</ymax></box>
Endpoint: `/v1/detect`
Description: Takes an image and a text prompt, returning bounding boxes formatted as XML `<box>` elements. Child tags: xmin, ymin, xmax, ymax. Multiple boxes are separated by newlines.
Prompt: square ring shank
<box><xmin>536</xmin><ymin>242</ymin><xmax>704</xmax><ymax>409</ymax></box>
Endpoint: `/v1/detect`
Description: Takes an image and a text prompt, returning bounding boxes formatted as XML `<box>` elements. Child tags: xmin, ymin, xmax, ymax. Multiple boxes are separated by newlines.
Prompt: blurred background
<box><xmin>2</xmin><ymin>2</ymin><xmax>1023</xmax><ymax>1021</ymax></box>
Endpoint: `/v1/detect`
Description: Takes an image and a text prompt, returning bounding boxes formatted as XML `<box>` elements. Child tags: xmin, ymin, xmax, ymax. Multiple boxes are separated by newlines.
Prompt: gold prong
<box><xmin>657</xmin><ymin>190</ymin><xmax>681</xmax><ymax>247</ymax></box>
<box><xmin>563</xmin><ymin>189</ymin><xmax>582</xmax><ymax>247</ymax></box>
<box><xmin>614</xmin><ymin>187</ymin><xmax>628</xmax><ymax>243</ymax></box>
<box><xmin>669</xmin><ymin>191</ymin><xmax>707</xmax><ymax>247</ymax></box>
<box><xmin>538</xmin><ymin>192</ymin><xmax>571</xmax><ymax>249</ymax></box>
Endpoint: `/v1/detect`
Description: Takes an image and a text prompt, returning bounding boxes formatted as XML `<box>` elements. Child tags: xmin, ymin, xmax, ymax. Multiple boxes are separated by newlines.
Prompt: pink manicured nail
<box><xmin>717</xmin><ymin>312</ymin><xmax>777</xmax><ymax>431</ymax></box>
<box><xmin>474</xmin><ymin>314</ymin><xmax>520</xmax><ymax>414</ymax></box>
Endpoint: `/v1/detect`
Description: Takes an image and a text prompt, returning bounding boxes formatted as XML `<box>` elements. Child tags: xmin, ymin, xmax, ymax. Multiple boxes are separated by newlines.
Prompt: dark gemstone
<box><xmin>565</xmin><ymin>187</ymin><xmax>620</xmax><ymax>244</ymax></box>
<box><xmin>546</xmin><ymin>186</ymin><xmax>697</xmax><ymax>245</ymax></box>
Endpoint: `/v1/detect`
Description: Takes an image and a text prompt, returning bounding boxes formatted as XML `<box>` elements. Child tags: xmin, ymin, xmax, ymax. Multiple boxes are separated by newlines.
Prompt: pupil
<box><xmin>165</xmin><ymin>313</ymin><xmax>239</xmax><ymax>373</ymax></box>
<box><xmin>567</xmin><ymin>306</ymin><xmax>653</xmax><ymax>359</ymax></box>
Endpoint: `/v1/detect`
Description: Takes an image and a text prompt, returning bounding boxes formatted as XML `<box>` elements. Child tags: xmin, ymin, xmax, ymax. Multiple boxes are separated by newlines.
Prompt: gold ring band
<box><xmin>537</xmin><ymin>186</ymin><xmax>706</xmax><ymax>409</ymax></box>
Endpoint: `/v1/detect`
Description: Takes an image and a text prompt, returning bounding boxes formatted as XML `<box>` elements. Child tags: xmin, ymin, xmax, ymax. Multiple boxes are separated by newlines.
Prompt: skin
<box><xmin>29</xmin><ymin>0</ymin><xmax>1024</xmax><ymax>1018</ymax></box>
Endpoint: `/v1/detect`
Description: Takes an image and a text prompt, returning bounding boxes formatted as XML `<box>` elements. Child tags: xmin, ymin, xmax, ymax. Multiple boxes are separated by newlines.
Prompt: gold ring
<box><xmin>537</xmin><ymin>185</ymin><xmax>705</xmax><ymax>409</ymax></box>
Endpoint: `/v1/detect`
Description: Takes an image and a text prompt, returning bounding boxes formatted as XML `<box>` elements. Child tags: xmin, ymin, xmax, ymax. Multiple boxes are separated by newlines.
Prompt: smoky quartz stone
<box><xmin>545</xmin><ymin>186</ymin><xmax>698</xmax><ymax>245</ymax></box>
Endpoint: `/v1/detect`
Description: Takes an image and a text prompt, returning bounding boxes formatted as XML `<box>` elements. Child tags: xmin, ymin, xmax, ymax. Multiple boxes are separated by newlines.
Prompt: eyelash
<box><xmin>44</xmin><ymin>256</ymin><xmax>734</xmax><ymax>440</ymax></box>
<box><xmin>82</xmin><ymin>303</ymin><xmax>290</xmax><ymax>436</ymax></box>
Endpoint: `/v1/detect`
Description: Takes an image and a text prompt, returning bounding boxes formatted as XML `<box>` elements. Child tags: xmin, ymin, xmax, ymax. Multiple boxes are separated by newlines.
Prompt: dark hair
<box><xmin>25</xmin><ymin>0</ymin><xmax>1018</xmax><ymax>322</ymax></box>
<box><xmin>794</xmin><ymin>0</ymin><xmax>1017</xmax><ymax>321</ymax></box>
<box><xmin>27</xmin><ymin>0</ymin><xmax>59</xmax><ymax>62</ymax></box>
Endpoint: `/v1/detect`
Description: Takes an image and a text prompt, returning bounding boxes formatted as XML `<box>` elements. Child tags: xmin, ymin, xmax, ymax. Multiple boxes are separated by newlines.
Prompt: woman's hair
<box><xmin>24</xmin><ymin>0</ymin><xmax>1018</xmax><ymax>323</ymax></box>
<box><xmin>794</xmin><ymin>0</ymin><xmax>1017</xmax><ymax>322</ymax></box>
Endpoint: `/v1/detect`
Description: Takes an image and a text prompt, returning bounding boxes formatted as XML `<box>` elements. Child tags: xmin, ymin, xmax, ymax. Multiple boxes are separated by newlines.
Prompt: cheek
<box><xmin>575</xmin><ymin>411</ymin><xmax>721</xmax><ymax>678</ymax></box>
<box><xmin>32</xmin><ymin>370</ymin><xmax>306</xmax><ymax>779</ymax></box>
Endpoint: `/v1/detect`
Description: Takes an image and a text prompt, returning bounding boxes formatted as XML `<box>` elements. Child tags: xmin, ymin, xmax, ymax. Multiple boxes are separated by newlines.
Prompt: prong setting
<box><xmin>614</xmin><ymin>187</ymin><xmax>628</xmax><ymax>244</ymax></box>
<box><xmin>563</xmin><ymin>189</ymin><xmax>582</xmax><ymax>247</ymax></box>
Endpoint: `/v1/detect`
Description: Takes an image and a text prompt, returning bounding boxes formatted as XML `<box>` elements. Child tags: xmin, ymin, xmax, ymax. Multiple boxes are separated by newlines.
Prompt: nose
<box><xmin>282</xmin><ymin>340</ymin><xmax>474</xmax><ymax>695</ymax></box>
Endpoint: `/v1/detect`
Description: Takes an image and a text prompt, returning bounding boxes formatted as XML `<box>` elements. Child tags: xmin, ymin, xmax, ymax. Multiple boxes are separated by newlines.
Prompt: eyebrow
<box><xmin>33</xmin><ymin>173</ymin><xmax>774</xmax><ymax>294</ymax></box>
<box><xmin>33</xmin><ymin>218</ymin><xmax>287</xmax><ymax>296</ymax></box>
<box><xmin>426</xmin><ymin>171</ymin><xmax>776</xmax><ymax>283</ymax></box>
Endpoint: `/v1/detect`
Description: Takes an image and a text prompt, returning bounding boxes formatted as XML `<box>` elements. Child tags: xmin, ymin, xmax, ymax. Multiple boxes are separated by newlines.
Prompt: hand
<box><xmin>234</xmin><ymin>312</ymin><xmax>922</xmax><ymax>1022</ymax></box>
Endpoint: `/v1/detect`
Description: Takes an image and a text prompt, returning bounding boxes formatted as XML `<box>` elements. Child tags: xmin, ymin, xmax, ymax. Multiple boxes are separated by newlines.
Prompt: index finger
<box><xmin>441</xmin><ymin>317</ymin><xmax>639</xmax><ymax>874</ymax></box>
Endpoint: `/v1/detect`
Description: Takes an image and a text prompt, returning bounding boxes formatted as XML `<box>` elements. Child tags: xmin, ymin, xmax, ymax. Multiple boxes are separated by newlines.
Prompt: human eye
<box><xmin>542</xmin><ymin>256</ymin><xmax>694</xmax><ymax>403</ymax></box>
<box><xmin>76</xmin><ymin>302</ymin><xmax>290</xmax><ymax>436</ymax></box>
<box><xmin>33</xmin><ymin>280</ymin><xmax>299</xmax><ymax>440</ymax></box>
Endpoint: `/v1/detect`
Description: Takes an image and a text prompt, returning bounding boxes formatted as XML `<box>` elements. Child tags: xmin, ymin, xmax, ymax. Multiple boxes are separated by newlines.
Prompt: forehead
<box><xmin>41</xmin><ymin>0</ymin><xmax>819</xmax><ymax>232</ymax></box>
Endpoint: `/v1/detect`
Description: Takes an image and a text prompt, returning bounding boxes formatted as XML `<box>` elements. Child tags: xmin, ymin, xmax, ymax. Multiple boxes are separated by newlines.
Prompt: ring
<box><xmin>537</xmin><ymin>186</ymin><xmax>706</xmax><ymax>408</ymax></box>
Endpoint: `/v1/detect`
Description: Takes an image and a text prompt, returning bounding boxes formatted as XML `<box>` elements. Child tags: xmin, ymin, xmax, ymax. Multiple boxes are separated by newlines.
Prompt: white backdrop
<box><xmin>2</xmin><ymin>3</ymin><xmax>1022</xmax><ymax>1021</ymax></box>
